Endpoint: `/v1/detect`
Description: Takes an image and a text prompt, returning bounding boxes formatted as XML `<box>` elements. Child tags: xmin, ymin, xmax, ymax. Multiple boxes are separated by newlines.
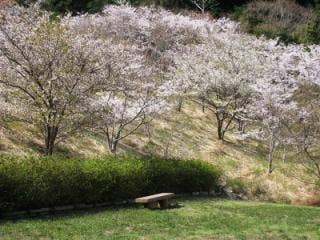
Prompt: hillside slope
<box><xmin>0</xmin><ymin>100</ymin><xmax>318</xmax><ymax>205</ymax></box>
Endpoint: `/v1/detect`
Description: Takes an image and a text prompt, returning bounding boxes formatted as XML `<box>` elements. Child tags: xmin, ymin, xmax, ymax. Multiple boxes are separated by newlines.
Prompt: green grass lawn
<box><xmin>0</xmin><ymin>197</ymin><xmax>319</xmax><ymax>240</ymax></box>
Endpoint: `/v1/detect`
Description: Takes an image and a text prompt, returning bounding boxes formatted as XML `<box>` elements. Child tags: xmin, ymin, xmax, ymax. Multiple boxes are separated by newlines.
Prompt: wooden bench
<box><xmin>134</xmin><ymin>193</ymin><xmax>175</xmax><ymax>209</ymax></box>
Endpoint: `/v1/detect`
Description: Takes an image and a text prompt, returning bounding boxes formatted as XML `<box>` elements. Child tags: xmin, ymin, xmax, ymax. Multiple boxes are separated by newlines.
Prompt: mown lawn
<box><xmin>0</xmin><ymin>197</ymin><xmax>319</xmax><ymax>240</ymax></box>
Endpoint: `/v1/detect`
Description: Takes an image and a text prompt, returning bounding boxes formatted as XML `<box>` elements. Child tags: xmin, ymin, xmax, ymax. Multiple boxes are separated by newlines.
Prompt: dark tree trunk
<box><xmin>238</xmin><ymin>120</ymin><xmax>245</xmax><ymax>134</ymax></box>
<box><xmin>177</xmin><ymin>97</ymin><xmax>183</xmax><ymax>112</ymax></box>
<box><xmin>216</xmin><ymin>114</ymin><xmax>225</xmax><ymax>141</ymax></box>
<box><xmin>44</xmin><ymin>125</ymin><xmax>58</xmax><ymax>155</ymax></box>
<box><xmin>110</xmin><ymin>140</ymin><xmax>118</xmax><ymax>153</ymax></box>
<box><xmin>201</xmin><ymin>98</ymin><xmax>205</xmax><ymax>113</ymax></box>
<box><xmin>267</xmin><ymin>136</ymin><xmax>276</xmax><ymax>174</ymax></box>
<box><xmin>109</xmin><ymin>130</ymin><xmax>121</xmax><ymax>154</ymax></box>
<box><xmin>268</xmin><ymin>156</ymin><xmax>274</xmax><ymax>174</ymax></box>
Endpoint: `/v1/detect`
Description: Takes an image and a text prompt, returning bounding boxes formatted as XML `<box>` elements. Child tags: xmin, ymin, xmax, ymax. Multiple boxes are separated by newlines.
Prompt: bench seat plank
<box><xmin>134</xmin><ymin>193</ymin><xmax>174</xmax><ymax>203</ymax></box>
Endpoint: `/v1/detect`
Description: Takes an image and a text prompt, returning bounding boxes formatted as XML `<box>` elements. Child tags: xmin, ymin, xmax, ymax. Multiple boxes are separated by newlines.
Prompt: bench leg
<box><xmin>144</xmin><ymin>202</ymin><xmax>159</xmax><ymax>209</ymax></box>
<box><xmin>159</xmin><ymin>199</ymin><xmax>169</xmax><ymax>208</ymax></box>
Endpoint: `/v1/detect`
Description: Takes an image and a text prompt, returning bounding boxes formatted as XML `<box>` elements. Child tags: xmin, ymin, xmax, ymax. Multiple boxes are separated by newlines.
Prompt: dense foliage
<box><xmin>15</xmin><ymin>0</ymin><xmax>320</xmax><ymax>15</ymax></box>
<box><xmin>237</xmin><ymin>0</ymin><xmax>320</xmax><ymax>44</ymax></box>
<box><xmin>16</xmin><ymin>0</ymin><xmax>249</xmax><ymax>14</ymax></box>
<box><xmin>0</xmin><ymin>155</ymin><xmax>221</xmax><ymax>212</ymax></box>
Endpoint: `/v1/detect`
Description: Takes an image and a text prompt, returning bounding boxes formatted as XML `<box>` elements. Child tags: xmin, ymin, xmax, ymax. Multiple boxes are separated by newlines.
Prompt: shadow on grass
<box><xmin>0</xmin><ymin>203</ymin><xmax>138</xmax><ymax>223</ymax></box>
<box><xmin>0</xmin><ymin>196</ymin><xmax>201</xmax><ymax>223</ymax></box>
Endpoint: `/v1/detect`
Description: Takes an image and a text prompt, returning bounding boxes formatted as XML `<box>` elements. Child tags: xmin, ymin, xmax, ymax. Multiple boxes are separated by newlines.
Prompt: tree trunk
<box><xmin>44</xmin><ymin>125</ymin><xmax>58</xmax><ymax>155</ymax></box>
<box><xmin>216</xmin><ymin>114</ymin><xmax>224</xmax><ymax>141</ymax></box>
<box><xmin>109</xmin><ymin>130</ymin><xmax>121</xmax><ymax>154</ymax></box>
<box><xmin>238</xmin><ymin>120</ymin><xmax>245</xmax><ymax>134</ymax></box>
<box><xmin>267</xmin><ymin>137</ymin><xmax>276</xmax><ymax>174</ymax></box>
<box><xmin>217</xmin><ymin>124</ymin><xmax>225</xmax><ymax>140</ymax></box>
<box><xmin>163</xmin><ymin>131</ymin><xmax>174</xmax><ymax>157</ymax></box>
<box><xmin>177</xmin><ymin>97</ymin><xmax>183</xmax><ymax>112</ymax></box>
<box><xmin>268</xmin><ymin>156</ymin><xmax>273</xmax><ymax>174</ymax></box>
<box><xmin>110</xmin><ymin>141</ymin><xmax>118</xmax><ymax>153</ymax></box>
<box><xmin>201</xmin><ymin>0</ymin><xmax>205</xmax><ymax>14</ymax></box>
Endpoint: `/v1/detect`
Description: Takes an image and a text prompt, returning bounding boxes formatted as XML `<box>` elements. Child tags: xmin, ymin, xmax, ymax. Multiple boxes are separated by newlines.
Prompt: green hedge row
<box><xmin>0</xmin><ymin>155</ymin><xmax>221</xmax><ymax>212</ymax></box>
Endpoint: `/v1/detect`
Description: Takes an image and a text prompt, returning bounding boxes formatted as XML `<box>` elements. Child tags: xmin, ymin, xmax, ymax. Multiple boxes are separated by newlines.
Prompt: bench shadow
<box><xmin>146</xmin><ymin>202</ymin><xmax>184</xmax><ymax>211</ymax></box>
<box><xmin>159</xmin><ymin>203</ymin><xmax>184</xmax><ymax>210</ymax></box>
<box><xmin>0</xmin><ymin>203</ymin><xmax>139</xmax><ymax>223</ymax></box>
<box><xmin>0</xmin><ymin>201</ymin><xmax>186</xmax><ymax>223</ymax></box>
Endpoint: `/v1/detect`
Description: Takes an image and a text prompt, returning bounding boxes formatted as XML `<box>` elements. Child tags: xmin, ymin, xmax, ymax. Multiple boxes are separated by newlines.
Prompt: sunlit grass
<box><xmin>1</xmin><ymin>197</ymin><xmax>319</xmax><ymax>240</ymax></box>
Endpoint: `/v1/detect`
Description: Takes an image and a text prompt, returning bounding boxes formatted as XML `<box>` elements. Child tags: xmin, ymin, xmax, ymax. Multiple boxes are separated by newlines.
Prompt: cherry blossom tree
<box><xmin>246</xmin><ymin>42</ymin><xmax>320</xmax><ymax>174</ymax></box>
<box><xmin>169</xmin><ymin>18</ymin><xmax>317</xmax><ymax>175</ymax></box>
<box><xmin>280</xmin><ymin>45</ymin><xmax>320</xmax><ymax>181</ymax></box>
<box><xmin>88</xmin><ymin>42</ymin><xmax>170</xmax><ymax>153</ymax></box>
<box><xmin>249</xmin><ymin>80</ymin><xmax>297</xmax><ymax>174</ymax></box>
<box><xmin>290</xmin><ymin>105</ymin><xmax>320</xmax><ymax>183</ymax></box>
<box><xmin>0</xmin><ymin>5</ymin><xmax>110</xmax><ymax>155</ymax></box>
<box><xmin>171</xmin><ymin>33</ymin><xmax>269</xmax><ymax>141</ymax></box>
<box><xmin>67</xmin><ymin>5</ymin><xmax>320</xmax><ymax>172</ymax></box>
<box><xmin>91</xmin><ymin>87</ymin><xmax>170</xmax><ymax>153</ymax></box>
<box><xmin>1</xmin><ymin>3</ymin><xmax>319</xmax><ymax>162</ymax></box>
<box><xmin>68</xmin><ymin>4</ymin><xmax>210</xmax><ymax>68</ymax></box>
<box><xmin>66</xmin><ymin>5</ymin><xmax>209</xmax><ymax>153</ymax></box>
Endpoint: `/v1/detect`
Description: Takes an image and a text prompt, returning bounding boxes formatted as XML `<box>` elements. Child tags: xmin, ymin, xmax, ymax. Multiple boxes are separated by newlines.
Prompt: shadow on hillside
<box><xmin>222</xmin><ymin>137</ymin><xmax>268</xmax><ymax>162</ymax></box>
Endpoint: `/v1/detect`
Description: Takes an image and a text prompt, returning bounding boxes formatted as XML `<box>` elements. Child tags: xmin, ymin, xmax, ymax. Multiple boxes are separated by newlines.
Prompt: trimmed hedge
<box><xmin>0</xmin><ymin>155</ymin><xmax>221</xmax><ymax>212</ymax></box>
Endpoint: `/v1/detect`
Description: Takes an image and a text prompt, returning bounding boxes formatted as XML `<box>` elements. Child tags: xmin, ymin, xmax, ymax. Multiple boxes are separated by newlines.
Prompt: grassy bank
<box><xmin>0</xmin><ymin>197</ymin><xmax>319</xmax><ymax>240</ymax></box>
